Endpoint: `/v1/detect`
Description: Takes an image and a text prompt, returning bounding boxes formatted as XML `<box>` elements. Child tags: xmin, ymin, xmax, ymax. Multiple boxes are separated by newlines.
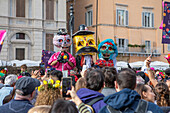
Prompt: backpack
<box><xmin>85</xmin><ymin>97</ymin><xmax>104</xmax><ymax>113</ymax></box>
<box><xmin>107</xmin><ymin>99</ymin><xmax>148</xmax><ymax>113</ymax></box>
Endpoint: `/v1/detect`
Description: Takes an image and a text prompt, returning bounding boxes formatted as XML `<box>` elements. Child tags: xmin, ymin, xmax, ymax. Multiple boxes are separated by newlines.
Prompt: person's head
<box><xmin>115</xmin><ymin>68</ymin><xmax>136</xmax><ymax>91</ymax></box>
<box><xmin>35</xmin><ymin>84</ymin><xmax>61</xmax><ymax>106</ymax></box>
<box><xmin>50</xmin><ymin>99</ymin><xmax>78</xmax><ymax>113</ymax></box>
<box><xmin>15</xmin><ymin>77</ymin><xmax>40</xmax><ymax>101</ymax></box>
<box><xmin>135</xmin><ymin>84</ymin><xmax>155</xmax><ymax>103</ymax></box>
<box><xmin>4</xmin><ymin>74</ymin><xmax>17</xmax><ymax>86</ymax></box>
<box><xmin>28</xmin><ymin>105</ymin><xmax>51</xmax><ymax>113</ymax></box>
<box><xmin>154</xmin><ymin>82</ymin><xmax>170</xmax><ymax>106</ymax></box>
<box><xmin>86</xmin><ymin>69</ymin><xmax>104</xmax><ymax>91</ymax></box>
<box><xmin>75</xmin><ymin>77</ymin><xmax>86</xmax><ymax>92</ymax></box>
<box><xmin>21</xmin><ymin>64</ymin><xmax>27</xmax><ymax>72</ymax></box>
<box><xmin>0</xmin><ymin>76</ymin><xmax>5</xmax><ymax>84</ymax></box>
<box><xmin>102</xmin><ymin>67</ymin><xmax>117</xmax><ymax>88</ymax></box>
<box><xmin>50</xmin><ymin>70</ymin><xmax>63</xmax><ymax>81</ymax></box>
<box><xmin>3</xmin><ymin>94</ymin><xmax>12</xmax><ymax>105</ymax></box>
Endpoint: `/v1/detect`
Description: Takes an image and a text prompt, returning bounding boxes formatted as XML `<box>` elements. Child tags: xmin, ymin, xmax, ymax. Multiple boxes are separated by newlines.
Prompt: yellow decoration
<box><xmin>73</xmin><ymin>33</ymin><xmax>97</xmax><ymax>56</ymax></box>
<box><xmin>56</xmin><ymin>80</ymin><xmax>60</xmax><ymax>83</ymax></box>
<box><xmin>49</xmin><ymin>79</ymin><xmax>54</xmax><ymax>84</ymax></box>
<box><xmin>163</xmin><ymin>24</ymin><xmax>166</xmax><ymax>27</ymax></box>
<box><xmin>38</xmin><ymin>85</ymin><xmax>42</xmax><ymax>91</ymax></box>
<box><xmin>55</xmin><ymin>84</ymin><xmax>60</xmax><ymax>88</ymax></box>
<box><xmin>43</xmin><ymin>80</ymin><xmax>47</xmax><ymax>85</ymax></box>
<box><xmin>63</xmin><ymin>55</ymin><xmax>67</xmax><ymax>59</ymax></box>
<box><xmin>163</xmin><ymin>13</ymin><xmax>166</xmax><ymax>16</ymax></box>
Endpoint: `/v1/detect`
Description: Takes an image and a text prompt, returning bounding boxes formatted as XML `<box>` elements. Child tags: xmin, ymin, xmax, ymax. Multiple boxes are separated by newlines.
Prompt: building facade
<box><xmin>73</xmin><ymin>0</ymin><xmax>169</xmax><ymax>62</ymax></box>
<box><xmin>0</xmin><ymin>0</ymin><xmax>67</xmax><ymax>61</ymax></box>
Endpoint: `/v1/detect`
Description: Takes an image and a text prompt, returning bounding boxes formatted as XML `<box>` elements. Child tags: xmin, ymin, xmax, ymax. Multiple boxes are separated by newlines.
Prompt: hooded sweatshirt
<box><xmin>99</xmin><ymin>88</ymin><xmax>164</xmax><ymax>113</ymax></box>
<box><xmin>77</xmin><ymin>88</ymin><xmax>107</xmax><ymax>113</ymax></box>
<box><xmin>0</xmin><ymin>99</ymin><xmax>33</xmax><ymax>113</ymax></box>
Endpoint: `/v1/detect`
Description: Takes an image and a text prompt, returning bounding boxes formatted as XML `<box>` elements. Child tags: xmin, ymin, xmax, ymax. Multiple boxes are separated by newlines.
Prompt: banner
<box><xmin>0</xmin><ymin>30</ymin><xmax>6</xmax><ymax>52</ymax></box>
<box><xmin>162</xmin><ymin>2</ymin><xmax>170</xmax><ymax>44</ymax></box>
<box><xmin>41</xmin><ymin>50</ymin><xmax>55</xmax><ymax>68</ymax></box>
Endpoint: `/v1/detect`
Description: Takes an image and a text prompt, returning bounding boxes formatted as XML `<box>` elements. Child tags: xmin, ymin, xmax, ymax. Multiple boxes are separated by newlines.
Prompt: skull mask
<box><xmin>53</xmin><ymin>34</ymin><xmax>72</xmax><ymax>51</ymax></box>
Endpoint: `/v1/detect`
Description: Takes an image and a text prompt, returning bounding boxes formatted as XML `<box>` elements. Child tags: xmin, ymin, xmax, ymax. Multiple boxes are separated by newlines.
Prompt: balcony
<box><xmin>117</xmin><ymin>47</ymin><xmax>161</xmax><ymax>57</ymax></box>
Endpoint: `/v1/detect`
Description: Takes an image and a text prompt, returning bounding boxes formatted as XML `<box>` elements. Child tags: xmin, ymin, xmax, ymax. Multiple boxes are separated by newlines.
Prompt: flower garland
<box><xmin>38</xmin><ymin>79</ymin><xmax>61</xmax><ymax>92</ymax></box>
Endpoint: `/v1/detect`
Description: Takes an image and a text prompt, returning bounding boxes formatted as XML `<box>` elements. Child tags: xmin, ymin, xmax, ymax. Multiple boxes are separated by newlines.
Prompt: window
<box><xmin>116</xmin><ymin>9</ymin><xmax>128</xmax><ymax>26</ymax></box>
<box><xmin>116</xmin><ymin>38</ymin><xmax>129</xmax><ymax>52</ymax></box>
<box><xmin>46</xmin><ymin>34</ymin><xmax>54</xmax><ymax>51</ymax></box>
<box><xmin>16</xmin><ymin>0</ymin><xmax>25</xmax><ymax>17</ymax></box>
<box><xmin>16</xmin><ymin>33</ymin><xmax>25</xmax><ymax>39</ymax></box>
<box><xmin>16</xmin><ymin>48</ymin><xmax>25</xmax><ymax>60</ymax></box>
<box><xmin>46</xmin><ymin>0</ymin><xmax>54</xmax><ymax>20</ymax></box>
<box><xmin>145</xmin><ymin>41</ymin><xmax>151</xmax><ymax>53</ymax></box>
<box><xmin>118</xmin><ymin>39</ymin><xmax>125</xmax><ymax>48</ymax></box>
<box><xmin>142</xmin><ymin>12</ymin><xmax>154</xmax><ymax>27</ymax></box>
<box><xmin>85</xmin><ymin>10</ymin><xmax>93</xmax><ymax>26</ymax></box>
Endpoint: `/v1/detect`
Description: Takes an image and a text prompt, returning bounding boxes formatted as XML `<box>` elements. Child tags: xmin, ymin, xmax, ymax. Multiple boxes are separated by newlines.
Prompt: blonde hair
<box><xmin>28</xmin><ymin>105</ymin><xmax>51</xmax><ymax>113</ymax></box>
<box><xmin>154</xmin><ymin>82</ymin><xmax>170</xmax><ymax>106</ymax></box>
<box><xmin>75</xmin><ymin>77</ymin><xmax>86</xmax><ymax>92</ymax></box>
<box><xmin>35</xmin><ymin>84</ymin><xmax>61</xmax><ymax>106</ymax></box>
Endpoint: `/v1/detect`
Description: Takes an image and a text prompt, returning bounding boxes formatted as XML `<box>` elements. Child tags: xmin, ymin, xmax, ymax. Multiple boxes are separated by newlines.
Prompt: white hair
<box><xmin>4</xmin><ymin>74</ymin><xmax>17</xmax><ymax>86</ymax></box>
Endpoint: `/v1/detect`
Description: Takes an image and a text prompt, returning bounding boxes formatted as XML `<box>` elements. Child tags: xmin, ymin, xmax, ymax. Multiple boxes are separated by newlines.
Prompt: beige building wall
<box><xmin>73</xmin><ymin>0</ymin><xmax>170</xmax><ymax>63</ymax></box>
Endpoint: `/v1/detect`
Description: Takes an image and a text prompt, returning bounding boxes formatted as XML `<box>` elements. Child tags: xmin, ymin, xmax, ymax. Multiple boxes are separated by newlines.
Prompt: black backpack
<box><xmin>85</xmin><ymin>97</ymin><xmax>104</xmax><ymax>113</ymax></box>
<box><xmin>107</xmin><ymin>99</ymin><xmax>148</xmax><ymax>113</ymax></box>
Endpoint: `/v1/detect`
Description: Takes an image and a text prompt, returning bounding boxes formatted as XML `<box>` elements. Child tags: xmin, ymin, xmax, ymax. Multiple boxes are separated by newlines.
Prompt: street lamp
<box><xmin>67</xmin><ymin>0</ymin><xmax>74</xmax><ymax>55</ymax></box>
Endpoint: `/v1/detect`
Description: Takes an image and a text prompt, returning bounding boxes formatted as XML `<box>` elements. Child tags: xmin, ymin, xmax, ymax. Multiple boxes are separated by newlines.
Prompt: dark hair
<box><xmin>102</xmin><ymin>67</ymin><xmax>117</xmax><ymax>88</ymax></box>
<box><xmin>135</xmin><ymin>84</ymin><xmax>148</xmax><ymax>99</ymax></box>
<box><xmin>86</xmin><ymin>69</ymin><xmax>104</xmax><ymax>91</ymax></box>
<box><xmin>116</xmin><ymin>68</ymin><xmax>136</xmax><ymax>90</ymax></box>
<box><xmin>50</xmin><ymin>99</ymin><xmax>78</xmax><ymax>113</ymax></box>
<box><xmin>50</xmin><ymin>70</ymin><xmax>63</xmax><ymax>81</ymax></box>
<box><xmin>21</xmin><ymin>64</ymin><xmax>27</xmax><ymax>69</ymax></box>
<box><xmin>154</xmin><ymin>82</ymin><xmax>170</xmax><ymax>106</ymax></box>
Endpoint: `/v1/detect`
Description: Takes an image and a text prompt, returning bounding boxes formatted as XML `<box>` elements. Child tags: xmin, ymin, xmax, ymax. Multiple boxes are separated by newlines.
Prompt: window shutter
<box><xmin>21</xmin><ymin>0</ymin><xmax>25</xmax><ymax>17</ymax></box>
<box><xmin>91</xmin><ymin>11</ymin><xmax>93</xmax><ymax>26</ymax></box>
<box><xmin>50</xmin><ymin>0</ymin><xmax>54</xmax><ymax>20</ymax></box>
<box><xmin>46</xmin><ymin>0</ymin><xmax>49</xmax><ymax>19</ymax></box>
<box><xmin>126</xmin><ymin>10</ymin><xmax>128</xmax><ymax>26</ymax></box>
<box><xmin>151</xmin><ymin>13</ymin><xmax>154</xmax><ymax>28</ymax></box>
<box><xmin>168</xmin><ymin>44</ymin><xmax>170</xmax><ymax>51</ymax></box>
<box><xmin>125</xmin><ymin>39</ymin><xmax>129</xmax><ymax>51</ymax></box>
<box><xmin>85</xmin><ymin>12</ymin><xmax>87</xmax><ymax>26</ymax></box>
<box><xmin>116</xmin><ymin>38</ymin><xmax>119</xmax><ymax>48</ymax></box>
<box><xmin>142</xmin><ymin>12</ymin><xmax>144</xmax><ymax>27</ymax></box>
<box><xmin>116</xmin><ymin>10</ymin><xmax>119</xmax><ymax>25</ymax></box>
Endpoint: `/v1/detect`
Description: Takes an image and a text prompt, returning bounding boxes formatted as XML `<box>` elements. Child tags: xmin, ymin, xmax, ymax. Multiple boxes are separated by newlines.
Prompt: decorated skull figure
<box><xmin>95</xmin><ymin>39</ymin><xmax>118</xmax><ymax>68</ymax></box>
<box><xmin>53</xmin><ymin>29</ymin><xmax>72</xmax><ymax>51</ymax></box>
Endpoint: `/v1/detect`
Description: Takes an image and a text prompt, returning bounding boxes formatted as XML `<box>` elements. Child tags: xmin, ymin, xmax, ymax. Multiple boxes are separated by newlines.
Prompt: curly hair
<box><xmin>154</xmin><ymin>82</ymin><xmax>170</xmax><ymax>106</ymax></box>
<box><xmin>35</xmin><ymin>84</ymin><xmax>61</xmax><ymax>106</ymax></box>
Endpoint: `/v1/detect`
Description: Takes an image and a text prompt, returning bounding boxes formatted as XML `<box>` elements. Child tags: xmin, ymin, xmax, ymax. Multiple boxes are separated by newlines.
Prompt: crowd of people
<box><xmin>0</xmin><ymin>56</ymin><xmax>169</xmax><ymax>113</ymax></box>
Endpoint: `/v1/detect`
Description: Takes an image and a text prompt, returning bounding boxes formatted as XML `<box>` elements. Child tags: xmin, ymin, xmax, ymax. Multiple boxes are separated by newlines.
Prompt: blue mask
<box><xmin>99</xmin><ymin>44</ymin><xmax>114</xmax><ymax>59</ymax></box>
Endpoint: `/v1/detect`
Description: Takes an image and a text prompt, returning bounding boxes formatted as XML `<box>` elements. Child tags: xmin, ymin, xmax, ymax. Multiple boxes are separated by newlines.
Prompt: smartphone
<box><xmin>62</xmin><ymin>77</ymin><xmax>72</xmax><ymax>98</ymax></box>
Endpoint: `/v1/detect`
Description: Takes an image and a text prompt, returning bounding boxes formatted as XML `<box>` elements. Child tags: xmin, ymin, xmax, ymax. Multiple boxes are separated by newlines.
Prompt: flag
<box><xmin>162</xmin><ymin>2</ymin><xmax>170</xmax><ymax>44</ymax></box>
<box><xmin>41</xmin><ymin>50</ymin><xmax>55</xmax><ymax>68</ymax></box>
<box><xmin>0</xmin><ymin>30</ymin><xmax>6</xmax><ymax>52</ymax></box>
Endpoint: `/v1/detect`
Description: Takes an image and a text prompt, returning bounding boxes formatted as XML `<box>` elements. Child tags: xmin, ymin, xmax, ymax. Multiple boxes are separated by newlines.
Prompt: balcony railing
<box><xmin>117</xmin><ymin>47</ymin><xmax>161</xmax><ymax>56</ymax></box>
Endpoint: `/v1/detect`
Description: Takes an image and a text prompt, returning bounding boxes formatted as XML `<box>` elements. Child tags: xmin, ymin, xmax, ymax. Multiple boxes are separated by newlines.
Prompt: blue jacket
<box><xmin>0</xmin><ymin>99</ymin><xmax>33</xmax><ymax>113</ymax></box>
<box><xmin>77</xmin><ymin>88</ymin><xmax>107</xmax><ymax>113</ymax></box>
<box><xmin>99</xmin><ymin>88</ymin><xmax>164</xmax><ymax>113</ymax></box>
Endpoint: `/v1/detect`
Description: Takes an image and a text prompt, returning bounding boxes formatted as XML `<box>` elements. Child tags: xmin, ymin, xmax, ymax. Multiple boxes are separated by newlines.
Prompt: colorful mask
<box><xmin>73</xmin><ymin>30</ymin><xmax>97</xmax><ymax>55</ymax></box>
<box><xmin>53</xmin><ymin>34</ymin><xmax>72</xmax><ymax>51</ymax></box>
<box><xmin>98</xmin><ymin>39</ymin><xmax>118</xmax><ymax>60</ymax></box>
<box><xmin>165</xmin><ymin>53</ymin><xmax>170</xmax><ymax>64</ymax></box>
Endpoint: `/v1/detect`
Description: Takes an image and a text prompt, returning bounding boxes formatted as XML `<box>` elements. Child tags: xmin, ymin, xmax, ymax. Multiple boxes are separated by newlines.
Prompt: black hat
<box><xmin>15</xmin><ymin>77</ymin><xmax>40</xmax><ymax>96</ymax></box>
<box><xmin>165</xmin><ymin>68</ymin><xmax>170</xmax><ymax>76</ymax></box>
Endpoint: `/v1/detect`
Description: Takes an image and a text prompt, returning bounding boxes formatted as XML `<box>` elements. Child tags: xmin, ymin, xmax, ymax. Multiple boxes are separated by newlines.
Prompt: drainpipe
<box><xmin>96</xmin><ymin>0</ymin><xmax>98</xmax><ymax>60</ymax></box>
